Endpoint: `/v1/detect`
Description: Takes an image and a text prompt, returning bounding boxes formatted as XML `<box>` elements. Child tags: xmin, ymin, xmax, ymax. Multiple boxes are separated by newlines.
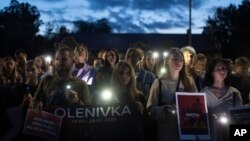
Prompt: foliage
<box><xmin>202</xmin><ymin>0</ymin><xmax>250</xmax><ymax>59</ymax></box>
<box><xmin>0</xmin><ymin>0</ymin><xmax>42</xmax><ymax>57</ymax></box>
<box><xmin>73</xmin><ymin>18</ymin><xmax>112</xmax><ymax>34</ymax></box>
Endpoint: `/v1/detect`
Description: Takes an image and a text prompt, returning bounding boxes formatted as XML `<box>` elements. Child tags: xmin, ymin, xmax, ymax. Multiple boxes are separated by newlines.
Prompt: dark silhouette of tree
<box><xmin>73</xmin><ymin>18</ymin><xmax>112</xmax><ymax>34</ymax></box>
<box><xmin>202</xmin><ymin>1</ymin><xmax>250</xmax><ymax>59</ymax></box>
<box><xmin>95</xmin><ymin>18</ymin><xmax>112</xmax><ymax>33</ymax></box>
<box><xmin>73</xmin><ymin>20</ymin><xmax>95</xmax><ymax>34</ymax></box>
<box><xmin>0</xmin><ymin>0</ymin><xmax>42</xmax><ymax>57</ymax></box>
<box><xmin>45</xmin><ymin>22</ymin><xmax>55</xmax><ymax>40</ymax></box>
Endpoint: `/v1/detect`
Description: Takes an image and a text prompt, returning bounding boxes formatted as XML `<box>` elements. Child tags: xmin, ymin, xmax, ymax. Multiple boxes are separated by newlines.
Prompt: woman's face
<box><xmin>26</xmin><ymin>64</ymin><xmax>39</xmax><ymax>78</ymax></box>
<box><xmin>194</xmin><ymin>59</ymin><xmax>207</xmax><ymax>72</ymax></box>
<box><xmin>4</xmin><ymin>60</ymin><xmax>15</xmax><ymax>72</ymax></box>
<box><xmin>167</xmin><ymin>53</ymin><xmax>184</xmax><ymax>72</ymax></box>
<box><xmin>106</xmin><ymin>51</ymin><xmax>116</xmax><ymax>65</ymax></box>
<box><xmin>213</xmin><ymin>62</ymin><xmax>228</xmax><ymax>82</ymax></box>
<box><xmin>127</xmin><ymin>50</ymin><xmax>140</xmax><ymax>67</ymax></box>
<box><xmin>145</xmin><ymin>54</ymin><xmax>155</xmax><ymax>69</ymax></box>
<box><xmin>118</xmin><ymin>66</ymin><xmax>131</xmax><ymax>86</ymax></box>
<box><xmin>35</xmin><ymin>57</ymin><xmax>43</xmax><ymax>67</ymax></box>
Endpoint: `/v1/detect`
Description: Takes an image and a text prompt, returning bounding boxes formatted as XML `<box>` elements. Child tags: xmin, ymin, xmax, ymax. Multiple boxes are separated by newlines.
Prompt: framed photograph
<box><xmin>176</xmin><ymin>92</ymin><xmax>211</xmax><ymax>140</ymax></box>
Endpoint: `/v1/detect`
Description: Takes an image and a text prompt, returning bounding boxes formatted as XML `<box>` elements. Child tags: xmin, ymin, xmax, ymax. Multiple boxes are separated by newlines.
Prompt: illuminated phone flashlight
<box><xmin>153</xmin><ymin>51</ymin><xmax>159</xmax><ymax>59</ymax></box>
<box><xmin>160</xmin><ymin>67</ymin><xmax>167</xmax><ymax>74</ymax></box>
<box><xmin>45</xmin><ymin>55</ymin><xmax>52</xmax><ymax>64</ymax></box>
<box><xmin>218</xmin><ymin>115</ymin><xmax>229</xmax><ymax>124</ymax></box>
<box><xmin>66</xmin><ymin>84</ymin><xmax>71</xmax><ymax>90</ymax></box>
<box><xmin>167</xmin><ymin>106</ymin><xmax>176</xmax><ymax>114</ymax></box>
<box><xmin>171</xmin><ymin>109</ymin><xmax>176</xmax><ymax>114</ymax></box>
<box><xmin>101</xmin><ymin>89</ymin><xmax>112</xmax><ymax>101</ymax></box>
<box><xmin>163</xmin><ymin>52</ymin><xmax>168</xmax><ymax>58</ymax></box>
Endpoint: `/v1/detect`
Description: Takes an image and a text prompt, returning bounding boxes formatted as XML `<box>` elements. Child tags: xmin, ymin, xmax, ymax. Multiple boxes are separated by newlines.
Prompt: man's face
<box><xmin>75</xmin><ymin>47</ymin><xmax>87</xmax><ymax>64</ymax></box>
<box><xmin>55</xmin><ymin>50</ymin><xmax>73</xmax><ymax>74</ymax></box>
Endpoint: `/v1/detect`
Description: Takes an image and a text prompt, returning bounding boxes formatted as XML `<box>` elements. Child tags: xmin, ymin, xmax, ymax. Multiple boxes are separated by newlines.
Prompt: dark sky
<box><xmin>0</xmin><ymin>0</ymin><xmax>242</xmax><ymax>34</ymax></box>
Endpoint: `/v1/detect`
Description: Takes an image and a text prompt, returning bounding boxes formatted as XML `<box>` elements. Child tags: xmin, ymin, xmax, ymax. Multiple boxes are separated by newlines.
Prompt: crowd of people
<box><xmin>0</xmin><ymin>40</ymin><xmax>250</xmax><ymax>141</ymax></box>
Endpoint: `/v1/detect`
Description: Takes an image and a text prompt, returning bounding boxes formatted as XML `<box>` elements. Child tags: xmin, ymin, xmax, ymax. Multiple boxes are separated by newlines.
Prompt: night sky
<box><xmin>0</xmin><ymin>0</ymin><xmax>242</xmax><ymax>35</ymax></box>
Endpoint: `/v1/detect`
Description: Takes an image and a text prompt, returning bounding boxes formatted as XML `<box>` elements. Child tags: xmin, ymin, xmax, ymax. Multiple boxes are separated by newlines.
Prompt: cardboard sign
<box><xmin>23</xmin><ymin>109</ymin><xmax>62</xmax><ymax>141</ymax></box>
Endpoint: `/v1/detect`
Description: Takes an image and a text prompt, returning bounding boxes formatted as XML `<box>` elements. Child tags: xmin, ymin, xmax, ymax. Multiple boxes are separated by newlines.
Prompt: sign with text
<box><xmin>44</xmin><ymin>104</ymin><xmax>140</xmax><ymax>141</ymax></box>
<box><xmin>176</xmin><ymin>92</ymin><xmax>211</xmax><ymax>140</ymax></box>
<box><xmin>229</xmin><ymin>106</ymin><xmax>250</xmax><ymax>124</ymax></box>
<box><xmin>23</xmin><ymin>109</ymin><xmax>62</xmax><ymax>141</ymax></box>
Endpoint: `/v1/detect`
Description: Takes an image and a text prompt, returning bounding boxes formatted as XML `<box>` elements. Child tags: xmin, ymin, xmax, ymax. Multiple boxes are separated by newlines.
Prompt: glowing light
<box><xmin>219</xmin><ymin>116</ymin><xmax>228</xmax><ymax>124</ymax></box>
<box><xmin>101</xmin><ymin>89</ymin><xmax>112</xmax><ymax>101</ymax></box>
<box><xmin>171</xmin><ymin>110</ymin><xmax>176</xmax><ymax>114</ymax></box>
<box><xmin>66</xmin><ymin>85</ymin><xmax>71</xmax><ymax>90</ymax></box>
<box><xmin>153</xmin><ymin>52</ymin><xmax>159</xmax><ymax>58</ymax></box>
<box><xmin>163</xmin><ymin>52</ymin><xmax>168</xmax><ymax>57</ymax></box>
<box><xmin>160</xmin><ymin>67</ymin><xmax>167</xmax><ymax>74</ymax></box>
<box><xmin>45</xmin><ymin>56</ymin><xmax>52</xmax><ymax>63</ymax></box>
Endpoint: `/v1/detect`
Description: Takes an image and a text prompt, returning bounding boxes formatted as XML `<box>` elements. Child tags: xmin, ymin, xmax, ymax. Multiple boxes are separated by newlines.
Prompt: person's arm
<box><xmin>233</xmin><ymin>88</ymin><xmax>243</xmax><ymax>106</ymax></box>
<box><xmin>33</xmin><ymin>76</ymin><xmax>47</xmax><ymax>110</ymax></box>
<box><xmin>0</xmin><ymin>106</ymin><xmax>23</xmax><ymax>141</ymax></box>
<box><xmin>78</xmin><ymin>81</ymin><xmax>91</xmax><ymax>105</ymax></box>
<box><xmin>146</xmin><ymin>79</ymin><xmax>167</xmax><ymax>122</ymax></box>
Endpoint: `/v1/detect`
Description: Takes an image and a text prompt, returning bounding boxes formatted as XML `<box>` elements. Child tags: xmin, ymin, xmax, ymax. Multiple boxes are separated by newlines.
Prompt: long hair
<box><xmin>1</xmin><ymin>57</ymin><xmax>19</xmax><ymax>84</ymax></box>
<box><xmin>35</xmin><ymin>55</ymin><xmax>47</xmax><ymax>73</ymax></box>
<box><xmin>104</xmin><ymin>48</ymin><xmax>119</xmax><ymax>68</ymax></box>
<box><xmin>143</xmin><ymin>50</ymin><xmax>158</xmax><ymax>76</ymax></box>
<box><xmin>162</xmin><ymin>48</ymin><xmax>194</xmax><ymax>92</ymax></box>
<box><xmin>111</xmin><ymin>61</ymin><xmax>140</xmax><ymax>101</ymax></box>
<box><xmin>204</xmin><ymin>57</ymin><xmax>231</xmax><ymax>87</ymax></box>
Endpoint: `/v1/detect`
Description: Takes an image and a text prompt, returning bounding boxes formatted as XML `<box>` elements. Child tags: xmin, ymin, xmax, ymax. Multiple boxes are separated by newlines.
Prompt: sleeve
<box><xmin>79</xmin><ymin>81</ymin><xmax>91</xmax><ymax>105</ymax></box>
<box><xmin>144</xmin><ymin>71</ymin><xmax>156</xmax><ymax>99</ymax></box>
<box><xmin>33</xmin><ymin>76</ymin><xmax>47</xmax><ymax>105</ymax></box>
<box><xmin>233</xmin><ymin>88</ymin><xmax>243</xmax><ymax>106</ymax></box>
<box><xmin>2</xmin><ymin>86</ymin><xmax>20</xmax><ymax>108</ymax></box>
<box><xmin>0</xmin><ymin>106</ymin><xmax>24</xmax><ymax>141</ymax></box>
<box><xmin>146</xmin><ymin>79</ymin><xmax>167</xmax><ymax>122</ymax></box>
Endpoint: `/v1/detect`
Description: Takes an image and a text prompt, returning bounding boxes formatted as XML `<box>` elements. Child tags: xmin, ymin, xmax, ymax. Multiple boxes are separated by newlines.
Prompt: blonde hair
<box><xmin>74</xmin><ymin>43</ymin><xmax>88</xmax><ymax>61</ymax></box>
<box><xmin>111</xmin><ymin>61</ymin><xmax>141</xmax><ymax>100</ymax></box>
<box><xmin>163</xmin><ymin>48</ymin><xmax>194</xmax><ymax>92</ymax></box>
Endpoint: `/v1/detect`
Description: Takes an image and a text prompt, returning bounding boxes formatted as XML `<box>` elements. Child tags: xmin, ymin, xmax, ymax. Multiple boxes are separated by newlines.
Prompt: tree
<box><xmin>73</xmin><ymin>18</ymin><xmax>112</xmax><ymax>34</ymax></box>
<box><xmin>0</xmin><ymin>0</ymin><xmax>42</xmax><ymax>56</ymax></box>
<box><xmin>95</xmin><ymin>18</ymin><xmax>112</xmax><ymax>33</ymax></box>
<box><xmin>202</xmin><ymin>0</ymin><xmax>250</xmax><ymax>59</ymax></box>
<box><xmin>45</xmin><ymin>22</ymin><xmax>55</xmax><ymax>39</ymax></box>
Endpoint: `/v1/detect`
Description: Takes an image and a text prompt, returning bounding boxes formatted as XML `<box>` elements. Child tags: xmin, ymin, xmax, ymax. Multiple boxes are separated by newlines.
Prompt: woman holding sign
<box><xmin>95</xmin><ymin>61</ymin><xmax>145</xmax><ymax>141</ymax></box>
<box><xmin>201</xmin><ymin>57</ymin><xmax>243</xmax><ymax>141</ymax></box>
<box><xmin>147</xmin><ymin>48</ymin><xmax>197</xmax><ymax>141</ymax></box>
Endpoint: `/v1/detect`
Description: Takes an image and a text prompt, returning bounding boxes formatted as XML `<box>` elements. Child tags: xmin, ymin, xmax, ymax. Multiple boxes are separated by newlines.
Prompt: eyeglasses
<box><xmin>214</xmin><ymin>67</ymin><xmax>228</xmax><ymax>72</ymax></box>
<box><xmin>171</xmin><ymin>57</ymin><xmax>184</xmax><ymax>62</ymax></box>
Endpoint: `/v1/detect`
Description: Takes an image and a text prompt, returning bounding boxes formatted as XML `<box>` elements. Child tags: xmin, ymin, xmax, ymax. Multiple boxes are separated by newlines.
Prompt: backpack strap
<box><xmin>175</xmin><ymin>77</ymin><xmax>181</xmax><ymax>92</ymax></box>
<box><xmin>143</xmin><ymin>70</ymin><xmax>147</xmax><ymax>84</ymax></box>
<box><xmin>233</xmin><ymin>92</ymin><xmax>236</xmax><ymax>107</ymax></box>
<box><xmin>158</xmin><ymin>78</ymin><xmax>162</xmax><ymax>106</ymax></box>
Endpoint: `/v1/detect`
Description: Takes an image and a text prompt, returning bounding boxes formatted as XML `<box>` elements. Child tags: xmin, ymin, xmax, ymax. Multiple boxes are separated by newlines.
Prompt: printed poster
<box><xmin>176</xmin><ymin>92</ymin><xmax>211</xmax><ymax>140</ymax></box>
<box><xmin>23</xmin><ymin>109</ymin><xmax>62</xmax><ymax>141</ymax></box>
